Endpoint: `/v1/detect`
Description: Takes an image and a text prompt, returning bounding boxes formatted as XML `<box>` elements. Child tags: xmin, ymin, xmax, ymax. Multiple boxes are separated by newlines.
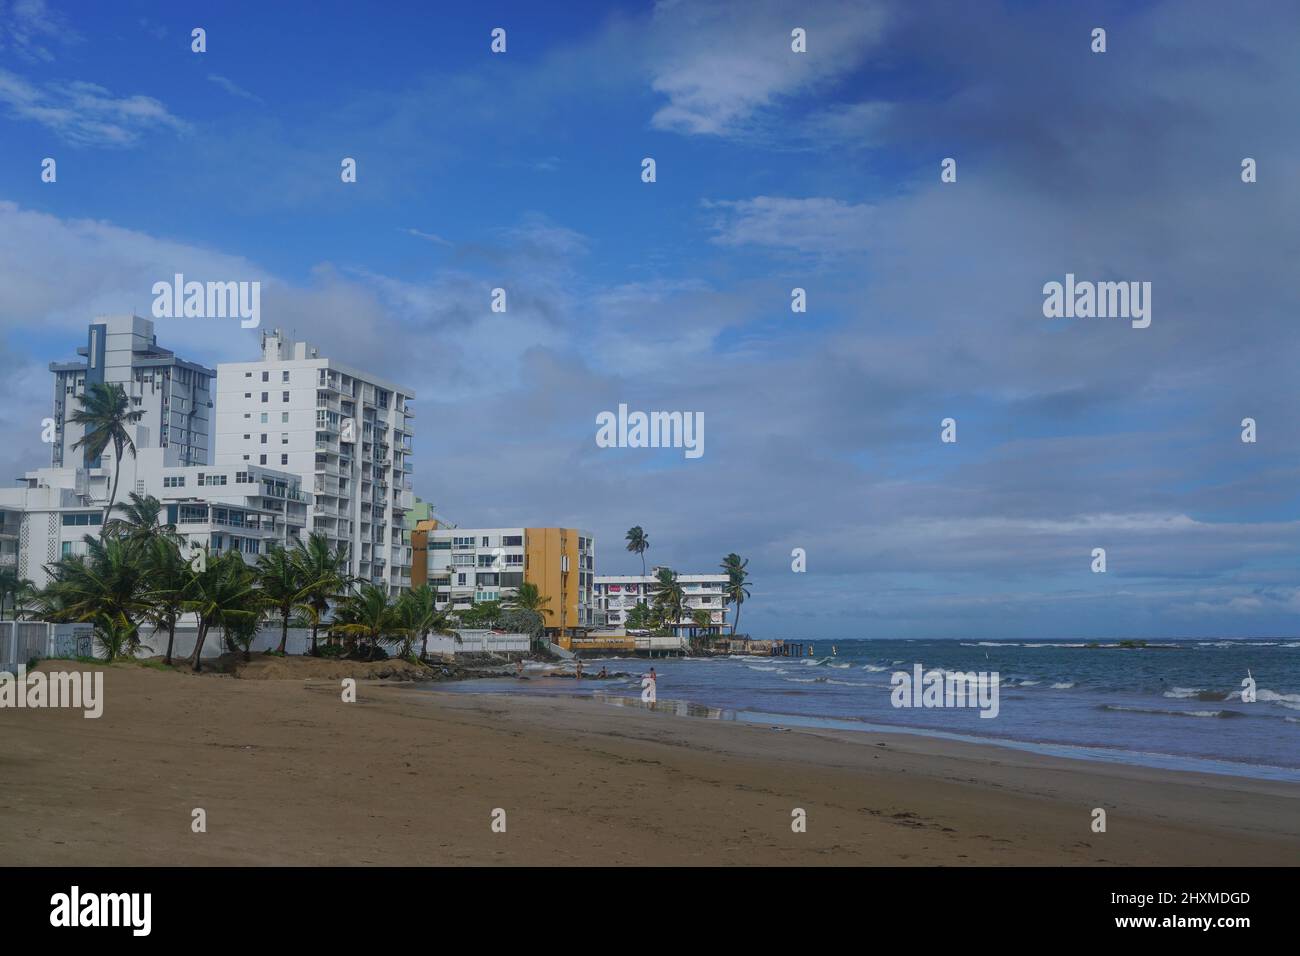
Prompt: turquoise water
<box><xmin>430</xmin><ymin>638</ymin><xmax>1300</xmax><ymax>781</ymax></box>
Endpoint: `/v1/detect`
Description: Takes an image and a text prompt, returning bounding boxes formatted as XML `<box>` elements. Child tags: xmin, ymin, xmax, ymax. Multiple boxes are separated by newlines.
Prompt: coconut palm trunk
<box><xmin>189</xmin><ymin>621</ymin><xmax>210</xmax><ymax>671</ymax></box>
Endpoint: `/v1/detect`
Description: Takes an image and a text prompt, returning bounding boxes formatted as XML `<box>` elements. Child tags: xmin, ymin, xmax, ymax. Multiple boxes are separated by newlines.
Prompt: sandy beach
<box><xmin>2</xmin><ymin>660</ymin><xmax>1297</xmax><ymax>866</ymax></box>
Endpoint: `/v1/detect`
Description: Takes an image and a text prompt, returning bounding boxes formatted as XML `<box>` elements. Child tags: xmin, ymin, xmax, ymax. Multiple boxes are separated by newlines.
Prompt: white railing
<box><xmin>425</xmin><ymin>631</ymin><xmax>530</xmax><ymax>655</ymax></box>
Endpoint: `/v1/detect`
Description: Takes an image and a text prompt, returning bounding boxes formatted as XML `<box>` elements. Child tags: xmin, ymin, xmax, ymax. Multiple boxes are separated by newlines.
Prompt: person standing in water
<box><xmin>575</xmin><ymin>658</ymin><xmax>584</xmax><ymax>680</ymax></box>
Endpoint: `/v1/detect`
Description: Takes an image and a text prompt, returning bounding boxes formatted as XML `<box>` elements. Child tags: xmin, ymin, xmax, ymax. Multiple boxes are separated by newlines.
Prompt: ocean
<box><xmin>429</xmin><ymin>638</ymin><xmax>1300</xmax><ymax>781</ymax></box>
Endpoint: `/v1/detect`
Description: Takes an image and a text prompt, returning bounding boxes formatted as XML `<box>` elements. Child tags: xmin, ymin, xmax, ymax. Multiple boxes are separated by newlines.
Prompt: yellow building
<box><xmin>411</xmin><ymin>521</ymin><xmax>596</xmax><ymax>646</ymax></box>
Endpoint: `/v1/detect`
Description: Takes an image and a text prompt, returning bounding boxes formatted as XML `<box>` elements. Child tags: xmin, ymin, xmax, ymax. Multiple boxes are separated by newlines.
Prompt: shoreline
<box><xmin>435</xmin><ymin>670</ymin><xmax>1300</xmax><ymax>784</ymax></box>
<box><xmin>2</xmin><ymin>662</ymin><xmax>1297</xmax><ymax>866</ymax></box>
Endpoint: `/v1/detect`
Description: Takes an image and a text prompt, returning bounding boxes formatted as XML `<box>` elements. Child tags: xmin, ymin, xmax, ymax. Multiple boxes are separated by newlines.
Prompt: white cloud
<box><xmin>208</xmin><ymin>74</ymin><xmax>264</xmax><ymax>104</ymax></box>
<box><xmin>0</xmin><ymin>0</ymin><xmax>76</xmax><ymax>62</ymax></box>
<box><xmin>0</xmin><ymin>69</ymin><xmax>188</xmax><ymax>147</ymax></box>
<box><xmin>647</xmin><ymin>0</ymin><xmax>888</xmax><ymax>135</ymax></box>
<box><xmin>705</xmin><ymin>195</ymin><xmax>873</xmax><ymax>254</ymax></box>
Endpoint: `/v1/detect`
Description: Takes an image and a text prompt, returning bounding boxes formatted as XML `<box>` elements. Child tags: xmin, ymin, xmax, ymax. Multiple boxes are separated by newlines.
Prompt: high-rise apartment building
<box><xmin>213</xmin><ymin>329</ymin><xmax>415</xmax><ymax>593</ymax></box>
<box><xmin>50</xmin><ymin>315</ymin><xmax>214</xmax><ymax>469</ymax></box>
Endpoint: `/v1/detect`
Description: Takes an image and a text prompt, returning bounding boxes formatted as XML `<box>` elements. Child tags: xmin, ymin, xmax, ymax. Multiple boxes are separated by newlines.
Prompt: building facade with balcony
<box><xmin>411</xmin><ymin>522</ymin><xmax>596</xmax><ymax>640</ymax></box>
<box><xmin>213</xmin><ymin>329</ymin><xmax>415</xmax><ymax>595</ymax></box>
<box><xmin>594</xmin><ymin>569</ymin><xmax>732</xmax><ymax>637</ymax></box>
<box><xmin>0</xmin><ymin>447</ymin><xmax>306</xmax><ymax>589</ymax></box>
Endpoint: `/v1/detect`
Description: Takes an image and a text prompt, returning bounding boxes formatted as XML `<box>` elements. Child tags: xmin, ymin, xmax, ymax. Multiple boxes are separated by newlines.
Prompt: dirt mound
<box><xmin>230</xmin><ymin>654</ymin><xmax>436</xmax><ymax>682</ymax></box>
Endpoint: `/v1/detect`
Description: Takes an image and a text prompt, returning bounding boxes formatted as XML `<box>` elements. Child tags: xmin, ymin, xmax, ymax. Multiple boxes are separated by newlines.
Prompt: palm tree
<box><xmin>39</xmin><ymin>535</ymin><xmax>149</xmax><ymax>660</ymax></box>
<box><xmin>509</xmin><ymin>581</ymin><xmax>552</xmax><ymax>619</ymax></box>
<box><xmin>292</xmin><ymin>532</ymin><xmax>350</xmax><ymax>656</ymax></box>
<box><xmin>720</xmin><ymin>553</ymin><xmax>751</xmax><ymax>636</ymax></box>
<box><xmin>649</xmin><ymin>567</ymin><xmax>685</xmax><ymax>634</ymax></box>
<box><xmin>332</xmin><ymin>584</ymin><xmax>407</xmax><ymax>660</ymax></box>
<box><xmin>68</xmin><ymin>383</ymin><xmax>144</xmax><ymax>527</ymax></box>
<box><xmin>395</xmin><ymin>585</ymin><xmax>458</xmax><ymax>661</ymax></box>
<box><xmin>460</xmin><ymin>599</ymin><xmax>503</xmax><ymax>629</ymax></box>
<box><xmin>257</xmin><ymin>545</ymin><xmax>309</xmax><ymax>655</ymax></box>
<box><xmin>223</xmin><ymin>606</ymin><xmax>264</xmax><ymax>662</ymax></box>
<box><xmin>0</xmin><ymin>567</ymin><xmax>35</xmax><ymax>621</ymax></box>
<box><xmin>625</xmin><ymin>526</ymin><xmax>650</xmax><ymax>577</ymax></box>
<box><xmin>140</xmin><ymin>538</ymin><xmax>190</xmax><ymax>665</ymax></box>
<box><xmin>105</xmin><ymin>492</ymin><xmax>174</xmax><ymax>544</ymax></box>
<box><xmin>183</xmin><ymin>549</ymin><xmax>259</xmax><ymax>672</ymax></box>
<box><xmin>691</xmin><ymin>608</ymin><xmax>713</xmax><ymax>653</ymax></box>
<box><xmin>9</xmin><ymin>578</ymin><xmax>38</xmax><ymax>621</ymax></box>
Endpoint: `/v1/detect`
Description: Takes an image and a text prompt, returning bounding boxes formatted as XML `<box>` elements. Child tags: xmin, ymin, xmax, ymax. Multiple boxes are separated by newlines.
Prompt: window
<box><xmin>281</xmin><ymin>412</ymin><xmax>289</xmax><ymax>423</ymax></box>
<box><xmin>452</xmin><ymin>536</ymin><xmax>474</xmax><ymax>549</ymax></box>
<box><xmin>262</xmin><ymin>371</ymin><xmax>269</xmax><ymax>382</ymax></box>
<box><xmin>281</xmin><ymin>433</ymin><xmax>288</xmax><ymax>445</ymax></box>
<box><xmin>282</xmin><ymin>391</ymin><xmax>290</xmax><ymax>402</ymax></box>
<box><xmin>281</xmin><ymin>454</ymin><xmax>288</xmax><ymax>465</ymax></box>
<box><xmin>244</xmin><ymin>392</ymin><xmax>251</xmax><ymax>399</ymax></box>
<box><xmin>243</xmin><ymin>412</ymin><xmax>250</xmax><ymax>419</ymax></box>
<box><xmin>261</xmin><ymin>392</ymin><xmax>268</xmax><ymax>402</ymax></box>
<box><xmin>163</xmin><ymin>475</ymin><xmax>186</xmax><ymax>488</ymax></box>
<box><xmin>259</xmin><ymin>455</ymin><xmax>267</xmax><ymax>465</ymax></box>
<box><xmin>243</xmin><ymin>434</ymin><xmax>250</xmax><ymax>440</ymax></box>
<box><xmin>480</xmin><ymin>536</ymin><xmax>490</xmax><ymax>547</ymax></box>
<box><xmin>456</xmin><ymin>573</ymin><xmax>467</xmax><ymax>586</ymax></box>
<box><xmin>235</xmin><ymin>472</ymin><xmax>252</xmax><ymax>484</ymax></box>
<box><xmin>61</xmin><ymin>541</ymin><xmax>72</xmax><ymax>556</ymax></box>
<box><xmin>502</xmin><ymin>535</ymin><xmax>523</xmax><ymax>547</ymax></box>
<box><xmin>62</xmin><ymin>512</ymin><xmax>102</xmax><ymax>528</ymax></box>
<box><xmin>244</xmin><ymin>372</ymin><xmax>252</xmax><ymax>378</ymax></box>
<box><xmin>282</xmin><ymin>371</ymin><xmax>290</xmax><ymax>383</ymax></box>
<box><xmin>260</xmin><ymin>434</ymin><xmax>268</xmax><ymax>444</ymax></box>
<box><xmin>259</xmin><ymin>413</ymin><xmax>268</xmax><ymax>424</ymax></box>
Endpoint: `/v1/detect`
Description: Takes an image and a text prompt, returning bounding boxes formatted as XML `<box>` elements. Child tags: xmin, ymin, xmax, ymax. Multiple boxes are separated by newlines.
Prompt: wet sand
<box><xmin>2</xmin><ymin>662</ymin><xmax>1297</xmax><ymax>865</ymax></box>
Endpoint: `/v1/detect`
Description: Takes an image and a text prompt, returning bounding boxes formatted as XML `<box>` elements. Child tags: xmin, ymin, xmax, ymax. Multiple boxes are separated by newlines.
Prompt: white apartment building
<box><xmin>214</xmin><ymin>329</ymin><xmax>415</xmax><ymax>594</ymax></box>
<box><xmin>594</xmin><ymin>568</ymin><xmax>732</xmax><ymax>636</ymax></box>
<box><xmin>0</xmin><ymin>447</ymin><xmax>306</xmax><ymax>589</ymax></box>
<box><xmin>50</xmin><ymin>315</ymin><xmax>214</xmax><ymax>470</ymax></box>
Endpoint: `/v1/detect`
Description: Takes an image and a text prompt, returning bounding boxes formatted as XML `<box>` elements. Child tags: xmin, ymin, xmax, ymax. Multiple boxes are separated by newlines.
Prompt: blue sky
<box><xmin>1</xmin><ymin>0</ymin><xmax>1297</xmax><ymax>639</ymax></box>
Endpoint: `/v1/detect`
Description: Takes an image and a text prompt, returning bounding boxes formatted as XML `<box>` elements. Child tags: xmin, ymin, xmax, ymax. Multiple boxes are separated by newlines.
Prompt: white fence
<box><xmin>1</xmin><ymin>620</ymin><xmax>529</xmax><ymax>668</ymax></box>
<box><xmin>426</xmin><ymin>630</ymin><xmax>531</xmax><ymax>656</ymax></box>
<box><xmin>0</xmin><ymin>621</ymin><xmax>95</xmax><ymax>673</ymax></box>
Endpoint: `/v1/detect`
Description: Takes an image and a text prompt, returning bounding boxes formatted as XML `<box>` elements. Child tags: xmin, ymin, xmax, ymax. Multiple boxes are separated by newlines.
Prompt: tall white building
<box><xmin>50</xmin><ymin>315</ymin><xmax>214</xmax><ymax>470</ymax></box>
<box><xmin>0</xmin><ymin>448</ymin><xmax>306</xmax><ymax>589</ymax></box>
<box><xmin>594</xmin><ymin>569</ymin><xmax>731</xmax><ymax>636</ymax></box>
<box><xmin>213</xmin><ymin>329</ymin><xmax>415</xmax><ymax>593</ymax></box>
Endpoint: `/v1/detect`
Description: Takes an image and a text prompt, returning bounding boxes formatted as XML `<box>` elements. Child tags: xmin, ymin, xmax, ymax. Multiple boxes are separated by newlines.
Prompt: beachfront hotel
<box><xmin>594</xmin><ymin>569</ymin><xmax>732</xmax><ymax>637</ymax></box>
<box><xmin>410</xmin><ymin>522</ymin><xmax>597</xmax><ymax>641</ymax></box>
<box><xmin>0</xmin><ymin>447</ymin><xmax>307</xmax><ymax>589</ymax></box>
<box><xmin>49</xmin><ymin>315</ymin><xmax>215</xmax><ymax>470</ymax></box>
<box><xmin>213</xmin><ymin>329</ymin><xmax>416</xmax><ymax>595</ymax></box>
